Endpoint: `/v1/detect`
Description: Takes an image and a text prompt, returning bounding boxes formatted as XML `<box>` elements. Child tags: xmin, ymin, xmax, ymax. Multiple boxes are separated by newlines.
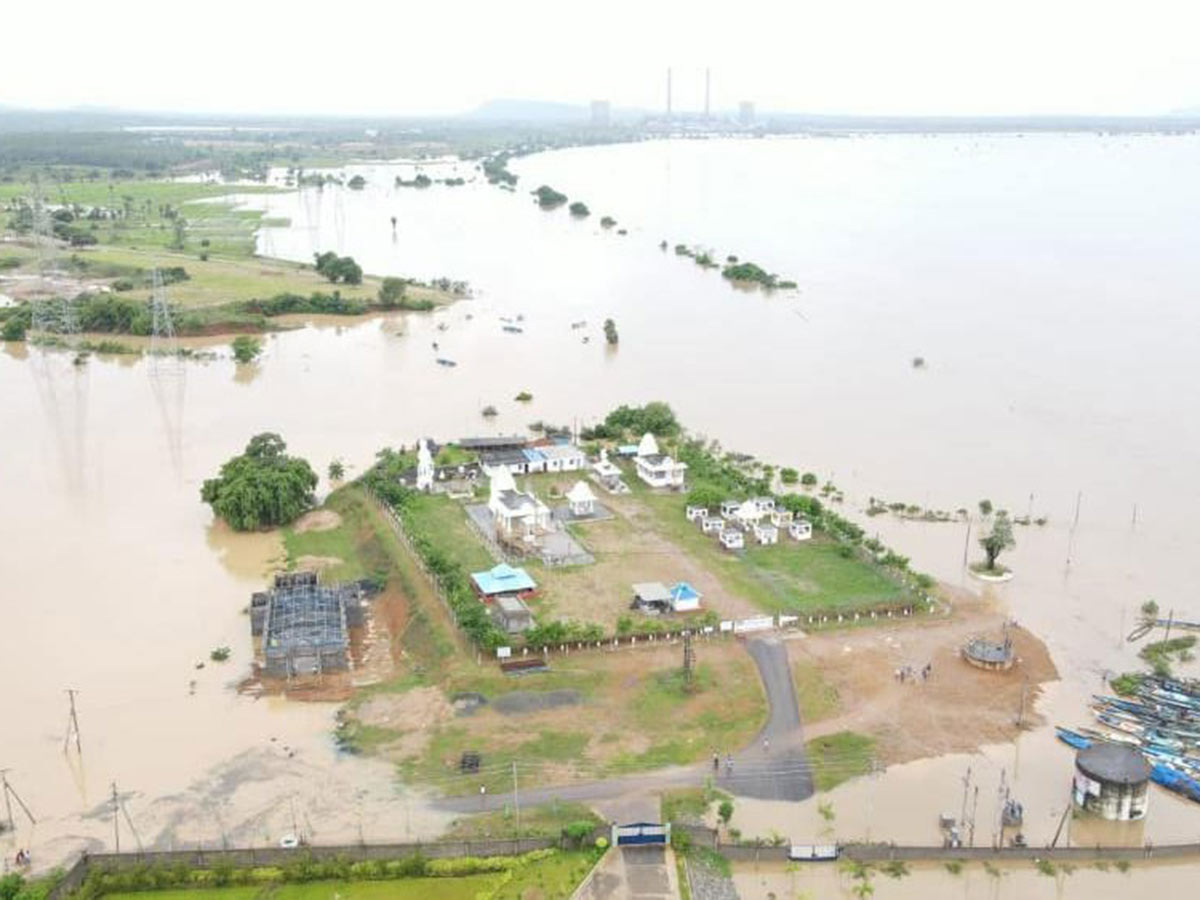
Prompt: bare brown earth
<box><xmin>292</xmin><ymin>509</ymin><xmax>343</xmax><ymax>533</ymax></box>
<box><xmin>791</xmin><ymin>590</ymin><xmax>1058</xmax><ymax>765</ymax></box>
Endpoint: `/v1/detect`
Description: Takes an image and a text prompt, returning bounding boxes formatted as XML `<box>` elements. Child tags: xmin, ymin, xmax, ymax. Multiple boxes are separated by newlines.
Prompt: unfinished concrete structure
<box><xmin>250</xmin><ymin>572</ymin><xmax>367</xmax><ymax>678</ymax></box>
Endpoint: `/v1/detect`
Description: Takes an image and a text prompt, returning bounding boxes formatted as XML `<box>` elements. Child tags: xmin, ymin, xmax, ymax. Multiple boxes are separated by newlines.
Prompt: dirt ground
<box><xmin>356</xmin><ymin>638</ymin><xmax>767</xmax><ymax>788</ymax></box>
<box><xmin>790</xmin><ymin>590</ymin><xmax>1058</xmax><ymax>765</ymax></box>
<box><xmin>293</xmin><ymin>553</ymin><xmax>344</xmax><ymax>572</ymax></box>
<box><xmin>530</xmin><ymin>485</ymin><xmax>761</xmax><ymax>628</ymax></box>
<box><xmin>293</xmin><ymin>509</ymin><xmax>343</xmax><ymax>533</ymax></box>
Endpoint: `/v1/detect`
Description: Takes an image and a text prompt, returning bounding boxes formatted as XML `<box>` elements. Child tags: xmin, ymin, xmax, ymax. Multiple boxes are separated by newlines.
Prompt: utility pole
<box><xmin>64</xmin><ymin>689</ymin><xmax>82</xmax><ymax>754</ymax></box>
<box><xmin>1066</xmin><ymin>490</ymin><xmax>1083</xmax><ymax>566</ymax></box>
<box><xmin>2</xmin><ymin>769</ymin><xmax>37</xmax><ymax>833</ymax></box>
<box><xmin>960</xmin><ymin>767</ymin><xmax>971</xmax><ymax>829</ymax></box>
<box><xmin>1016</xmin><ymin>679</ymin><xmax>1028</xmax><ymax>728</ymax></box>
<box><xmin>969</xmin><ymin>785</ymin><xmax>979</xmax><ymax>847</ymax></box>
<box><xmin>961</xmin><ymin>517</ymin><xmax>972</xmax><ymax>568</ymax></box>
<box><xmin>511</xmin><ymin>761</ymin><xmax>521</xmax><ymax>839</ymax></box>
<box><xmin>682</xmin><ymin>631</ymin><xmax>695</xmax><ymax>691</ymax></box>
<box><xmin>111</xmin><ymin>782</ymin><xmax>121</xmax><ymax>853</ymax></box>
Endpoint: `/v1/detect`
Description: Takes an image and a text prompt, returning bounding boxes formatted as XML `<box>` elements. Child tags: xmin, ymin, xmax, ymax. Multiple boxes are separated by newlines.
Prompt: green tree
<box><xmin>313</xmin><ymin>251</ymin><xmax>363</xmax><ymax>285</ymax></box>
<box><xmin>200</xmin><ymin>433</ymin><xmax>318</xmax><ymax>531</ymax></box>
<box><xmin>978</xmin><ymin>510</ymin><xmax>1015</xmax><ymax>571</ymax></box>
<box><xmin>603</xmin><ymin>318</ymin><xmax>619</xmax><ymax>345</ymax></box>
<box><xmin>347</xmin><ymin>174</ymin><xmax>367</xmax><ymax>190</ymax></box>
<box><xmin>378</xmin><ymin>277</ymin><xmax>407</xmax><ymax>308</ymax></box>
<box><xmin>780</xmin><ymin>467</ymin><xmax>799</xmax><ymax>484</ymax></box>
<box><xmin>569</xmin><ymin>201</ymin><xmax>590</xmax><ymax>217</ymax></box>
<box><xmin>800</xmin><ymin>472</ymin><xmax>818</xmax><ymax>487</ymax></box>
<box><xmin>718</xmin><ymin>799</ymin><xmax>734</xmax><ymax>825</ymax></box>
<box><xmin>534</xmin><ymin>185</ymin><xmax>568</xmax><ymax>208</ymax></box>
<box><xmin>978</xmin><ymin>499</ymin><xmax>993</xmax><ymax>517</ymax></box>
<box><xmin>328</xmin><ymin>460</ymin><xmax>345</xmax><ymax>481</ymax></box>
<box><xmin>230</xmin><ymin>335</ymin><xmax>262</xmax><ymax>363</ymax></box>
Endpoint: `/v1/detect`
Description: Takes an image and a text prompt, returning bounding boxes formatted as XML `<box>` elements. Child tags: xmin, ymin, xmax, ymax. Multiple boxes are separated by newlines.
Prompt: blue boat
<box><xmin>1056</xmin><ymin>727</ymin><xmax>1092</xmax><ymax>750</ymax></box>
<box><xmin>1150</xmin><ymin>764</ymin><xmax>1200</xmax><ymax>803</ymax></box>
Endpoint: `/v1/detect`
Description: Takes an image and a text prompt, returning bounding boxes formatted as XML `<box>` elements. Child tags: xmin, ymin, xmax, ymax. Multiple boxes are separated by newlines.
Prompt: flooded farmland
<box><xmin>4</xmin><ymin>133</ymin><xmax>1200</xmax><ymax>894</ymax></box>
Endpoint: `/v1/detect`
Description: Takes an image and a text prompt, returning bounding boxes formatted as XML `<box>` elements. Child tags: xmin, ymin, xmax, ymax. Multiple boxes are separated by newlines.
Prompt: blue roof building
<box><xmin>471</xmin><ymin>563</ymin><xmax>537</xmax><ymax>598</ymax></box>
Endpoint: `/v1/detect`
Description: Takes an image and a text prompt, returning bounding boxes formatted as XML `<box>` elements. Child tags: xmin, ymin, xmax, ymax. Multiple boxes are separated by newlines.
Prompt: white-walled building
<box><xmin>487</xmin><ymin>467</ymin><xmax>550</xmax><ymax>537</ymax></box>
<box><xmin>415</xmin><ymin>439</ymin><xmax>435</xmax><ymax>492</ymax></box>
<box><xmin>634</xmin><ymin>433</ymin><xmax>688</xmax><ymax>489</ymax></box>
<box><xmin>789</xmin><ymin>519</ymin><xmax>813</xmax><ymax>541</ymax></box>
<box><xmin>753</xmin><ymin>522</ymin><xmax>779</xmax><ymax>545</ymax></box>
<box><xmin>540</xmin><ymin>444</ymin><xmax>587</xmax><ymax>472</ymax></box>
<box><xmin>720</xmin><ymin>528</ymin><xmax>745</xmax><ymax>551</ymax></box>
<box><xmin>566</xmin><ymin>480</ymin><xmax>597</xmax><ymax>517</ymax></box>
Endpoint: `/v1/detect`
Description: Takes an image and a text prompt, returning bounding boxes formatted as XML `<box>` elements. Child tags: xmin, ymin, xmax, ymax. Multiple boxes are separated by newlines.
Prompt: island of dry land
<box><xmin>0</xmin><ymin>174</ymin><xmax>459</xmax><ymax>351</ymax></box>
<box><xmin>267</xmin><ymin>405</ymin><xmax>1056</xmax><ymax>817</ymax></box>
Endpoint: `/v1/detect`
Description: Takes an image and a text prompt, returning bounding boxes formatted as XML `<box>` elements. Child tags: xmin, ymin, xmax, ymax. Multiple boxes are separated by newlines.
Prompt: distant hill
<box><xmin>464</xmin><ymin>99</ymin><xmax>591</xmax><ymax>123</ymax></box>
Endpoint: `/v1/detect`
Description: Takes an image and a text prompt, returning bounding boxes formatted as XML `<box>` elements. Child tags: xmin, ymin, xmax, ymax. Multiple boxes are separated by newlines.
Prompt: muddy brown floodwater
<box><xmin>3</xmin><ymin>134</ymin><xmax>1200</xmax><ymax>896</ymax></box>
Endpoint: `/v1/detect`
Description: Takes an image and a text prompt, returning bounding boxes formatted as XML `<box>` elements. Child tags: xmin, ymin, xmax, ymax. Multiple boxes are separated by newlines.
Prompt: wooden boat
<box><xmin>436</xmin><ymin>358</ymin><xmax>457</xmax><ymax>367</ymax></box>
<box><xmin>1056</xmin><ymin>727</ymin><xmax>1091</xmax><ymax>749</ymax></box>
<box><xmin>502</xmin><ymin>325</ymin><xmax>524</xmax><ymax>334</ymax></box>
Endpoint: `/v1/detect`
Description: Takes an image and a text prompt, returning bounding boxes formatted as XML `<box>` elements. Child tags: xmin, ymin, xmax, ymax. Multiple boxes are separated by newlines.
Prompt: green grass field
<box><xmin>400</xmin><ymin>493</ymin><xmax>496</xmax><ymax>574</ymax></box>
<box><xmin>102</xmin><ymin>848</ymin><xmax>597</xmax><ymax>900</ymax></box>
<box><xmin>630</xmin><ymin>478</ymin><xmax>908</xmax><ymax>616</ymax></box>
<box><xmin>805</xmin><ymin>731</ymin><xmax>875</xmax><ymax>792</ymax></box>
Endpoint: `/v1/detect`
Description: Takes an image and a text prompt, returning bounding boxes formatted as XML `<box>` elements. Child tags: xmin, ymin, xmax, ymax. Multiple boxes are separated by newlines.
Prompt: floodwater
<box><xmin>4</xmin><ymin>134</ymin><xmax>1200</xmax><ymax>889</ymax></box>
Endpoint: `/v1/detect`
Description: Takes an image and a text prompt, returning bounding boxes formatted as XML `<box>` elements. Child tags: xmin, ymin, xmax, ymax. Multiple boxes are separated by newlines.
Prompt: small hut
<box><xmin>566</xmin><ymin>480</ymin><xmax>597</xmax><ymax>517</ymax></box>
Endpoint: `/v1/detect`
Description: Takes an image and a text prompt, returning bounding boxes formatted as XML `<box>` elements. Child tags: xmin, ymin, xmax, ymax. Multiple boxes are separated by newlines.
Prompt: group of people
<box><xmin>711</xmin><ymin>750</ymin><xmax>735</xmax><ymax>777</ymax></box>
<box><xmin>14</xmin><ymin>848</ymin><xmax>31</xmax><ymax>867</ymax></box>
<box><xmin>895</xmin><ymin>662</ymin><xmax>933</xmax><ymax>683</ymax></box>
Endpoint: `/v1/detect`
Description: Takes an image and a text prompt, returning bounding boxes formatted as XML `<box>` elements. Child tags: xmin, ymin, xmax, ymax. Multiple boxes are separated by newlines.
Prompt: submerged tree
<box><xmin>603</xmin><ymin>318</ymin><xmax>619</xmax><ymax>345</ymax></box>
<box><xmin>978</xmin><ymin>510</ymin><xmax>1015</xmax><ymax>571</ymax></box>
<box><xmin>230</xmin><ymin>335</ymin><xmax>262</xmax><ymax>364</ymax></box>
<box><xmin>201</xmin><ymin>433</ymin><xmax>317</xmax><ymax>531</ymax></box>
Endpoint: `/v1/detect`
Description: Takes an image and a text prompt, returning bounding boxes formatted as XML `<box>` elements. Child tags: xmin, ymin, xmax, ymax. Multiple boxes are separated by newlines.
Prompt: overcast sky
<box><xmin>4</xmin><ymin>0</ymin><xmax>1198</xmax><ymax>117</ymax></box>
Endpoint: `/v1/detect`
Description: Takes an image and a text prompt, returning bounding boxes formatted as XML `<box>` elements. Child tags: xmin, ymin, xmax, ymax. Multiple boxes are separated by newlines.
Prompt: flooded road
<box><xmin>4</xmin><ymin>133</ymin><xmax>1200</xmax><ymax>890</ymax></box>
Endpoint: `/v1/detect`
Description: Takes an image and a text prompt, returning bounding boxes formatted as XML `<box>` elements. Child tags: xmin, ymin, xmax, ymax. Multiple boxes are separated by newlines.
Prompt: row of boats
<box><xmin>1057</xmin><ymin>675</ymin><xmax>1200</xmax><ymax>804</ymax></box>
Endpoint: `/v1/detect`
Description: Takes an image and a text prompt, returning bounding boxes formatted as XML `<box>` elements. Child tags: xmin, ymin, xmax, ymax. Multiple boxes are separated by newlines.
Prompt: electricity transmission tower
<box><xmin>63</xmin><ymin>688</ymin><xmax>83</xmax><ymax>754</ymax></box>
<box><xmin>148</xmin><ymin>266</ymin><xmax>186</xmax><ymax>477</ymax></box>
<box><xmin>28</xmin><ymin>173</ymin><xmax>79</xmax><ymax>347</ymax></box>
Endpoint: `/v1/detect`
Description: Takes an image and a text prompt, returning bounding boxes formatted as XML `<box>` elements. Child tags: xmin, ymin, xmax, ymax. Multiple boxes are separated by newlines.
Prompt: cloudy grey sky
<box><xmin>5</xmin><ymin>0</ymin><xmax>1198</xmax><ymax>116</ymax></box>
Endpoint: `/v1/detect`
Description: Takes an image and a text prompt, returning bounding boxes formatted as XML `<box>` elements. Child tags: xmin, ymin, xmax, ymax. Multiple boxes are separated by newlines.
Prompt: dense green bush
<box><xmin>313</xmin><ymin>251</ymin><xmax>363</xmax><ymax>285</ymax></box>
<box><xmin>534</xmin><ymin>185</ymin><xmax>567</xmax><ymax>208</ymax></box>
<box><xmin>201</xmin><ymin>433</ymin><xmax>318</xmax><ymax>531</ymax></box>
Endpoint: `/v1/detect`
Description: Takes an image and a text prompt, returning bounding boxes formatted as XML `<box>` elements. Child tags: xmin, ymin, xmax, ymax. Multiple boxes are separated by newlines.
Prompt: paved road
<box><xmin>436</xmin><ymin>637</ymin><xmax>813</xmax><ymax>813</ymax></box>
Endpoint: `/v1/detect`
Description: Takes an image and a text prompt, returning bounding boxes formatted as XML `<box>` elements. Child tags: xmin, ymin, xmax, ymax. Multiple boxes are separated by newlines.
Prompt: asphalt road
<box><xmin>436</xmin><ymin>636</ymin><xmax>814</xmax><ymax>813</ymax></box>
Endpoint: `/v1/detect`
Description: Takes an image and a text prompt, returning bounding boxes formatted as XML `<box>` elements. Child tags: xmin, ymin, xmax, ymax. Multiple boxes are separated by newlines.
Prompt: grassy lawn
<box><xmin>744</xmin><ymin>541</ymin><xmax>905</xmax><ymax>615</ymax></box>
<box><xmin>661</xmin><ymin>785</ymin><xmax>730</xmax><ymax>824</ymax></box>
<box><xmin>792</xmin><ymin>659</ymin><xmax>841</xmax><ymax>723</ymax></box>
<box><xmin>628</xmin><ymin>476</ymin><xmax>909</xmax><ymax>617</ymax></box>
<box><xmin>445</xmin><ymin>801</ymin><xmax>601</xmax><ymax>840</ymax></box>
<box><xmin>805</xmin><ymin>731</ymin><xmax>875</xmax><ymax>792</ymax></box>
<box><xmin>102</xmin><ymin>849</ymin><xmax>598</xmax><ymax>900</ymax></box>
<box><xmin>387</xmin><ymin>642</ymin><xmax>766</xmax><ymax>793</ymax></box>
<box><xmin>400</xmin><ymin>492</ymin><xmax>496</xmax><ymax>574</ymax></box>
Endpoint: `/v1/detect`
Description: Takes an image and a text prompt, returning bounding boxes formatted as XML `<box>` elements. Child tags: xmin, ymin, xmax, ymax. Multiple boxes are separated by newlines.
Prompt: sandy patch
<box><xmin>294</xmin><ymin>554</ymin><xmax>344</xmax><ymax>572</ymax></box>
<box><xmin>790</xmin><ymin>591</ymin><xmax>1058</xmax><ymax>765</ymax></box>
<box><xmin>359</xmin><ymin>686</ymin><xmax>454</xmax><ymax>758</ymax></box>
<box><xmin>293</xmin><ymin>509</ymin><xmax>343</xmax><ymax>533</ymax></box>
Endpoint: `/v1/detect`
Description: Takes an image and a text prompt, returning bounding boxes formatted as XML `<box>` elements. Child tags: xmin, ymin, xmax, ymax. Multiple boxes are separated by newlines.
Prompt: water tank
<box><xmin>1073</xmin><ymin>743</ymin><xmax>1150</xmax><ymax>821</ymax></box>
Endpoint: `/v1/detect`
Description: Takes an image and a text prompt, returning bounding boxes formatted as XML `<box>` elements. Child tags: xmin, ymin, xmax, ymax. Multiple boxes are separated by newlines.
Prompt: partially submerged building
<box><xmin>1073</xmin><ymin>743</ymin><xmax>1150</xmax><ymax>821</ymax></box>
<box><xmin>250</xmin><ymin>572</ymin><xmax>366</xmax><ymax>679</ymax></box>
